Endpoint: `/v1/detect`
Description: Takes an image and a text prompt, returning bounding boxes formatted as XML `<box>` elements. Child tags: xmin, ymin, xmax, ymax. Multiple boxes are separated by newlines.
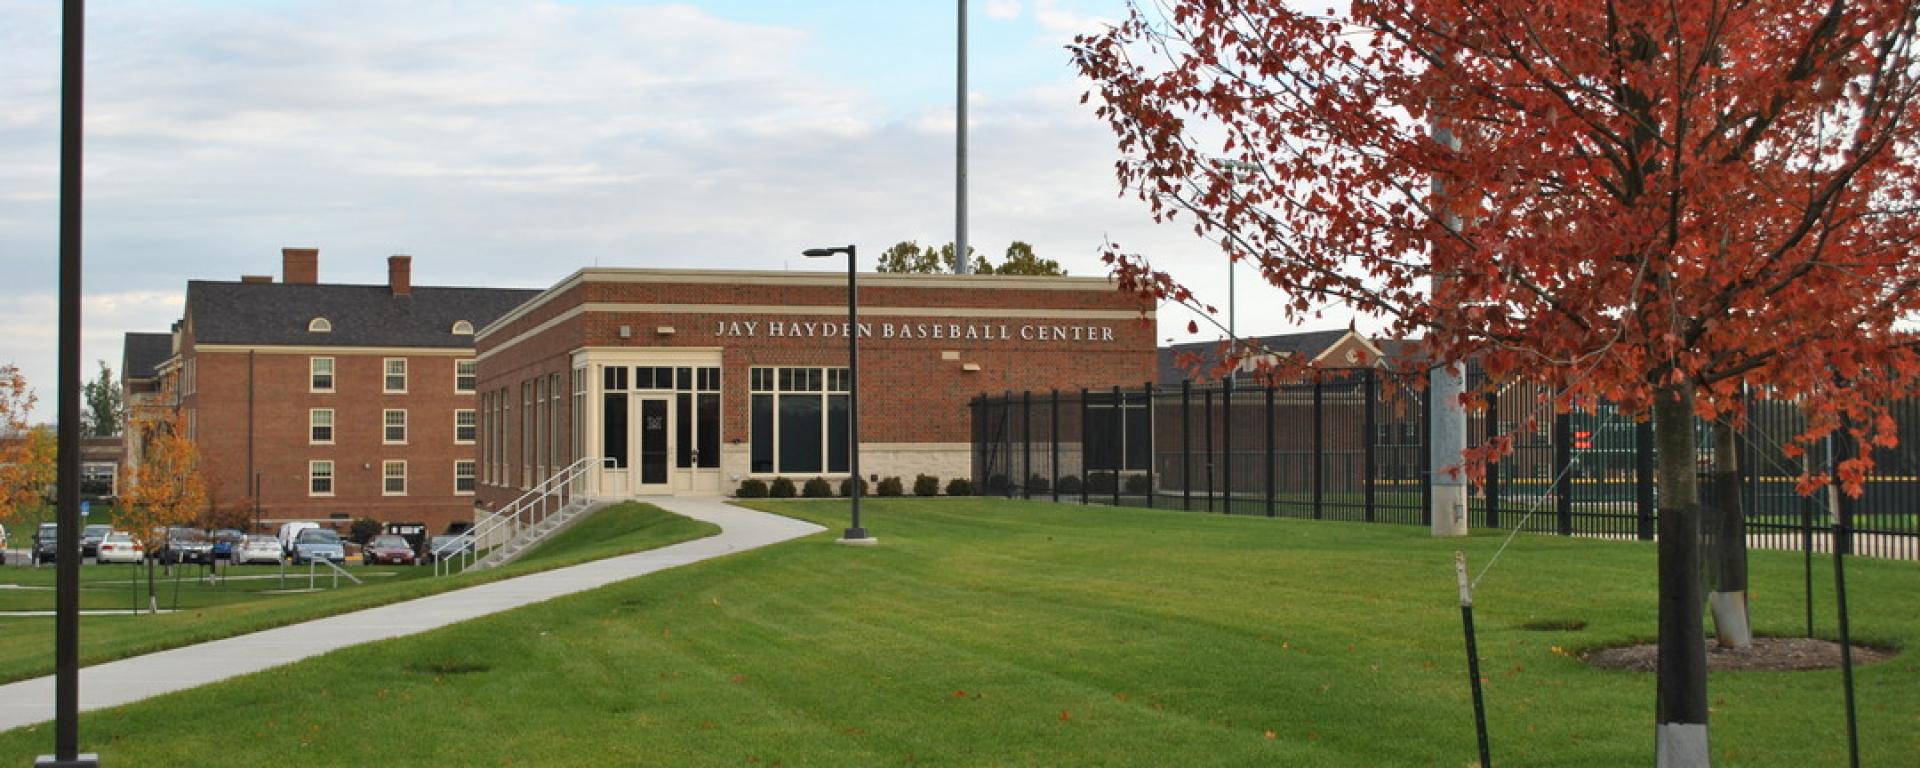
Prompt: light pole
<box><xmin>802</xmin><ymin>245</ymin><xmax>876</xmax><ymax>545</ymax></box>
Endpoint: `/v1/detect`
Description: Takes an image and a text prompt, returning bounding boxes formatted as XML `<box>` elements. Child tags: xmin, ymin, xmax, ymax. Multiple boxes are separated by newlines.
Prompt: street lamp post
<box><xmin>802</xmin><ymin>245</ymin><xmax>876</xmax><ymax>545</ymax></box>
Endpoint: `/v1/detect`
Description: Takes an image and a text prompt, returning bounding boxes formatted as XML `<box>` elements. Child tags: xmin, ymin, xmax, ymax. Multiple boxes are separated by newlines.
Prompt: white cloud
<box><xmin>986</xmin><ymin>1</ymin><xmax>1024</xmax><ymax>21</ymax></box>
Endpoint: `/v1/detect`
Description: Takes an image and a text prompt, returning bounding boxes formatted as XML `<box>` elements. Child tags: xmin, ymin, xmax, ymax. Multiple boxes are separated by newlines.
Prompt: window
<box><xmin>309</xmin><ymin>461</ymin><xmax>334</xmax><ymax>496</ymax></box>
<box><xmin>310</xmin><ymin>357</ymin><xmax>334</xmax><ymax>392</ymax></box>
<box><xmin>750</xmin><ymin>366</ymin><xmax>847</xmax><ymax>475</ymax></box>
<box><xmin>676</xmin><ymin>367</ymin><xmax>722</xmax><ymax>470</ymax></box>
<box><xmin>455</xmin><ymin>409</ymin><xmax>476</xmax><ymax>443</ymax></box>
<box><xmin>308</xmin><ymin>317</ymin><xmax>331</xmax><ymax>333</ymax></box>
<box><xmin>522</xmin><ymin>381</ymin><xmax>535</xmax><ymax>487</ymax></box>
<box><xmin>452</xmin><ymin>320</ymin><xmax>474</xmax><ymax>335</ymax></box>
<box><xmin>456</xmin><ymin>359</ymin><xmax>477</xmax><ymax>393</ymax></box>
<box><xmin>384</xmin><ymin>358</ymin><xmax>408</xmax><ymax>393</ymax></box>
<box><xmin>572</xmin><ymin>368</ymin><xmax>587</xmax><ymax>464</ymax></box>
<box><xmin>384</xmin><ymin>409</ymin><xmax>407</xmax><ymax>444</ymax></box>
<box><xmin>455</xmin><ymin>460</ymin><xmax>476</xmax><ymax>495</ymax></box>
<box><xmin>310</xmin><ymin>409</ymin><xmax>334</xmax><ymax>444</ymax></box>
<box><xmin>383</xmin><ymin>461</ymin><xmax>407</xmax><ymax>496</ymax></box>
<box><xmin>549</xmin><ymin>372</ymin><xmax>563</xmax><ymax>470</ymax></box>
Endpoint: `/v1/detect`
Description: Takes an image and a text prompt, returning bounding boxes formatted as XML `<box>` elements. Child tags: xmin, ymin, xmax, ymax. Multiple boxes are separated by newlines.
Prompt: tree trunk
<box><xmin>1709</xmin><ymin>418</ymin><xmax>1752</xmax><ymax>648</ymax></box>
<box><xmin>1654</xmin><ymin>385</ymin><xmax>1711</xmax><ymax>767</ymax></box>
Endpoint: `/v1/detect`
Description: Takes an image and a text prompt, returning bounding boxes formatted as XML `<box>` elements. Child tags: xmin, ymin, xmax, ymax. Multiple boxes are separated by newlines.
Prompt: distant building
<box><xmin>1156</xmin><ymin>329</ymin><xmax>1384</xmax><ymax>386</ymax></box>
<box><xmin>157</xmin><ymin>249</ymin><xmax>537</xmax><ymax>531</ymax></box>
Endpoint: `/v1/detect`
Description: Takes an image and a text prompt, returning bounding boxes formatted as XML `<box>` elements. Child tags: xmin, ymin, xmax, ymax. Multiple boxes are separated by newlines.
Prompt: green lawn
<box><xmin>1</xmin><ymin>498</ymin><xmax>1913</xmax><ymax>766</ymax></box>
<box><xmin>0</xmin><ymin>502</ymin><xmax>718</xmax><ymax>684</ymax></box>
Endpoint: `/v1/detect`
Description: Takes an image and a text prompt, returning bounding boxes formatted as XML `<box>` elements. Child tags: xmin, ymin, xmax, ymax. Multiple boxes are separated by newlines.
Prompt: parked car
<box><xmin>81</xmin><ymin>524</ymin><xmax>113</xmax><ymax>558</ymax></box>
<box><xmin>423</xmin><ymin>534</ymin><xmax>472</xmax><ymax>563</ymax></box>
<box><xmin>291</xmin><ymin>528</ymin><xmax>345</xmax><ymax>565</ymax></box>
<box><xmin>158</xmin><ymin>527</ymin><xmax>214</xmax><ymax>565</ymax></box>
<box><xmin>233</xmin><ymin>535</ymin><xmax>282</xmax><ymax>565</ymax></box>
<box><xmin>31</xmin><ymin>523</ymin><xmax>72</xmax><ymax>566</ymax></box>
<box><xmin>208</xmin><ymin>529</ymin><xmax>245</xmax><ymax>561</ymax></box>
<box><xmin>362</xmin><ymin>535</ymin><xmax>418</xmax><ymax>566</ymax></box>
<box><xmin>95</xmin><ymin>532</ymin><xmax>144</xmax><ymax>564</ymax></box>
<box><xmin>277</xmin><ymin>521</ymin><xmax>321</xmax><ymax>556</ymax></box>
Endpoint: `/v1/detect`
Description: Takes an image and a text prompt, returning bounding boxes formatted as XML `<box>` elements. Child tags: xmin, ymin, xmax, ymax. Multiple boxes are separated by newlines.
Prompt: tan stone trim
<box><xmin>193</xmin><ymin>344</ymin><xmax>474</xmax><ymax>357</ymax></box>
<box><xmin>481</xmin><ymin>267</ymin><xmax>1129</xmax><ymax>341</ymax></box>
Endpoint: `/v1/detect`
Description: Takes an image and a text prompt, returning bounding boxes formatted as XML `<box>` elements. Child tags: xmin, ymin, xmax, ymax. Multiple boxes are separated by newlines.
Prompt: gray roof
<box><xmin>185</xmin><ymin>281</ymin><xmax>541</xmax><ymax>348</ymax></box>
<box><xmin>1157</xmin><ymin>329</ymin><xmax>1353</xmax><ymax>385</ymax></box>
<box><xmin>121</xmin><ymin>332</ymin><xmax>174</xmax><ymax>380</ymax></box>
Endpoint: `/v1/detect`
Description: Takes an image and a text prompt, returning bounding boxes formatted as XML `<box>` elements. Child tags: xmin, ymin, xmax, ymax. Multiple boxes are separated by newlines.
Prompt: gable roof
<box><xmin>121</xmin><ymin>332</ymin><xmax>174</xmax><ymax>380</ymax></box>
<box><xmin>185</xmin><ymin>281</ymin><xmax>541</xmax><ymax>349</ymax></box>
<box><xmin>1157</xmin><ymin>329</ymin><xmax>1360</xmax><ymax>385</ymax></box>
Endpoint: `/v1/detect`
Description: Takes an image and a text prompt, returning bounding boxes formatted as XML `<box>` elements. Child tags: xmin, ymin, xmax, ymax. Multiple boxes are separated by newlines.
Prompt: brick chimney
<box><xmin>283</xmin><ymin>248</ymin><xmax>319</xmax><ymax>284</ymax></box>
<box><xmin>388</xmin><ymin>254</ymin><xmax>412</xmax><ymax>296</ymax></box>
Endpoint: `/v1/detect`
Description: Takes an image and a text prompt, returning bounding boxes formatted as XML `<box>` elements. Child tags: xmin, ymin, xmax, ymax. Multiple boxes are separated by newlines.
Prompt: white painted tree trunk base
<box><xmin>1657</xmin><ymin>723</ymin><xmax>1710</xmax><ymax>768</ymax></box>
<box><xmin>1710</xmin><ymin>590</ymin><xmax>1752</xmax><ymax>649</ymax></box>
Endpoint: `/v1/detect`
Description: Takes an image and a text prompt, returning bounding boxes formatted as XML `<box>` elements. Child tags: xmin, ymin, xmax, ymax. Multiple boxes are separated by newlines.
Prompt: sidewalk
<box><xmin>0</xmin><ymin>498</ymin><xmax>821</xmax><ymax>732</ymax></box>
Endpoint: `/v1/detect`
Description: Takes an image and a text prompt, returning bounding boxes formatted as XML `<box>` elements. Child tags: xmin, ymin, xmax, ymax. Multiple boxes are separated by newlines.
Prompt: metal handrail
<box><xmin>433</xmin><ymin>456</ymin><xmax>602</xmax><ymax>576</ymax></box>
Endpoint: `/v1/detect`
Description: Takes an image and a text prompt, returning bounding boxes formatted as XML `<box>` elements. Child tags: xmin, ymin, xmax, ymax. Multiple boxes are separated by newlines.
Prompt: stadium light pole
<box><xmin>803</xmin><ymin>245</ymin><xmax>876</xmax><ymax>545</ymax></box>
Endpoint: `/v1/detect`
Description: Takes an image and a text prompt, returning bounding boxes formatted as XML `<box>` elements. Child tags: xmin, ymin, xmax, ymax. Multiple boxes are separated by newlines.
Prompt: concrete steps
<box><xmin>470</xmin><ymin>499</ymin><xmax>605</xmax><ymax>571</ymax></box>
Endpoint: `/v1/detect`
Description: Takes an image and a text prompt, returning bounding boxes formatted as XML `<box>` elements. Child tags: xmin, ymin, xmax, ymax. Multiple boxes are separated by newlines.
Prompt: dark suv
<box><xmin>158</xmin><ymin>528</ymin><xmax>214</xmax><ymax>565</ymax></box>
<box><xmin>31</xmin><ymin>523</ymin><xmax>72</xmax><ymax>566</ymax></box>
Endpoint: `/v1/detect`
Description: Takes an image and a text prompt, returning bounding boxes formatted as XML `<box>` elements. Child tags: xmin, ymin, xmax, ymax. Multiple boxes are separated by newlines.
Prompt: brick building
<box><xmin>475</xmin><ymin>268</ymin><xmax>1154</xmax><ymax>508</ymax></box>
<box><xmin>153</xmin><ymin>249</ymin><xmax>537</xmax><ymax>531</ymax></box>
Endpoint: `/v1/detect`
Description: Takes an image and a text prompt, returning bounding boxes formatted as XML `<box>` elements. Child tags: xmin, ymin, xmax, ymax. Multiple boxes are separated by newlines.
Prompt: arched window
<box><xmin>308</xmin><ymin>317</ymin><xmax>332</xmax><ymax>333</ymax></box>
<box><xmin>451</xmin><ymin>320</ymin><xmax>475</xmax><ymax>335</ymax></box>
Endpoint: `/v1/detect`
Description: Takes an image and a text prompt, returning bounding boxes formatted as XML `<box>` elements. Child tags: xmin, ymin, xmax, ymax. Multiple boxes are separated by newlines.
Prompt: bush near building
<box><xmin>912</xmin><ymin>475</ymin><xmax>940</xmax><ymax>496</ymax></box>
<box><xmin>802</xmin><ymin>477</ymin><xmax>834</xmax><ymax>498</ymax></box>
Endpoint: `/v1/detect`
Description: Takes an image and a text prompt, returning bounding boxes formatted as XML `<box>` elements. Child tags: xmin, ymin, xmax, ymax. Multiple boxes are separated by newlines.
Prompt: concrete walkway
<box><xmin>0</xmin><ymin>498</ymin><xmax>822</xmax><ymax>732</ymax></box>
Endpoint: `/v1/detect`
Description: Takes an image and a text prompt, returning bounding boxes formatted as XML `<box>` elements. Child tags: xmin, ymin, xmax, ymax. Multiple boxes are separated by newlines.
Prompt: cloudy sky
<box><xmin>0</xmin><ymin>0</ymin><xmax>1354</xmax><ymax>421</ymax></box>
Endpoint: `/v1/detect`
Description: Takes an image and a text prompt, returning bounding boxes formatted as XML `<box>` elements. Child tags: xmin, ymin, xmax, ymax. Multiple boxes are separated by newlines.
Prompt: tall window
<box><xmin>455</xmin><ymin>460</ymin><xmax>476</xmax><ymax>495</ymax></box>
<box><xmin>750</xmin><ymin>366</ymin><xmax>849</xmax><ymax>474</ymax></box>
<box><xmin>676</xmin><ymin>367</ymin><xmax>722</xmax><ymax>470</ymax></box>
<box><xmin>455</xmin><ymin>409</ymin><xmax>476</xmax><ymax>443</ymax></box>
<box><xmin>384</xmin><ymin>358</ymin><xmax>408</xmax><ymax>393</ymax></box>
<box><xmin>310</xmin><ymin>409</ymin><xmax>334</xmax><ymax>444</ymax></box>
<box><xmin>383</xmin><ymin>461</ymin><xmax>407</xmax><ymax>495</ymax></box>
<box><xmin>602</xmin><ymin>366</ymin><xmax>629</xmax><ymax>469</ymax></box>
<box><xmin>549</xmin><ymin>372</ymin><xmax>563</xmax><ymax>470</ymax></box>
<box><xmin>522</xmin><ymin>381</ymin><xmax>535</xmax><ymax>487</ymax></box>
<box><xmin>309</xmin><ymin>460</ymin><xmax>334</xmax><ymax>496</ymax></box>
<box><xmin>533</xmin><ymin>377</ymin><xmax>546</xmax><ymax>479</ymax></box>
<box><xmin>384</xmin><ymin>409</ymin><xmax>408</xmax><ymax>444</ymax></box>
<box><xmin>310</xmin><ymin>357</ymin><xmax>335</xmax><ymax>392</ymax></box>
<box><xmin>456</xmin><ymin>359</ymin><xmax>477</xmax><ymax>393</ymax></box>
<box><xmin>572</xmin><ymin>368</ymin><xmax>587</xmax><ymax>464</ymax></box>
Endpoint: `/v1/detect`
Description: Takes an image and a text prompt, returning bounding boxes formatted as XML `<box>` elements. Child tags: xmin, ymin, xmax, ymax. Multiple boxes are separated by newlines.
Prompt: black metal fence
<box><xmin>970</xmin><ymin>371</ymin><xmax>1920</xmax><ymax>560</ymax></box>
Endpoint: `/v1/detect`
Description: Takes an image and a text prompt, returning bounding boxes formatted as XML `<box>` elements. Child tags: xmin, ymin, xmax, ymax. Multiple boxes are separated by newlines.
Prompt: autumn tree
<box><xmin>124</xmin><ymin>397</ymin><xmax>205</xmax><ymax>606</ymax></box>
<box><xmin>1073</xmin><ymin>1</ymin><xmax>1920</xmax><ymax>764</ymax></box>
<box><xmin>0</xmin><ymin>365</ymin><xmax>55</xmax><ymax>525</ymax></box>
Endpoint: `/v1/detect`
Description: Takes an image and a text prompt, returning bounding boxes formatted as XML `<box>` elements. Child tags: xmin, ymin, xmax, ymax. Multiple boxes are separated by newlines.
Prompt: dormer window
<box><xmin>308</xmin><ymin>317</ymin><xmax>332</xmax><ymax>333</ymax></box>
<box><xmin>451</xmin><ymin>320</ymin><xmax>474</xmax><ymax>335</ymax></box>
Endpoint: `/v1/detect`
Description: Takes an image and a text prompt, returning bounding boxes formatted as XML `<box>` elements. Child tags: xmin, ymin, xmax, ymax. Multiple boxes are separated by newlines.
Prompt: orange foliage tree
<box><xmin>1073</xmin><ymin>1</ymin><xmax>1920</xmax><ymax>763</ymax></box>
<box><xmin>0</xmin><ymin>365</ymin><xmax>55</xmax><ymax>525</ymax></box>
<box><xmin>123</xmin><ymin>399</ymin><xmax>206</xmax><ymax>554</ymax></box>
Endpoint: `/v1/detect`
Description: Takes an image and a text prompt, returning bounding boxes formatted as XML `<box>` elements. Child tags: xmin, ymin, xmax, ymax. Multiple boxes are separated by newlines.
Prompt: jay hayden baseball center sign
<box><xmin>712</xmin><ymin>320</ymin><xmax>1119</xmax><ymax>343</ymax></box>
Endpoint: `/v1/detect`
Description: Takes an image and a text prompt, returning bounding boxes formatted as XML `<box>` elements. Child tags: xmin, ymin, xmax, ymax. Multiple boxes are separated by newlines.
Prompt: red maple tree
<box><xmin>1073</xmin><ymin>1</ymin><xmax>1920</xmax><ymax>763</ymax></box>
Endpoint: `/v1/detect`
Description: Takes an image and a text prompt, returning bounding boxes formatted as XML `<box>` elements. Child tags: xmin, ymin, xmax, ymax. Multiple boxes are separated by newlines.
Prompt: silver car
<box><xmin>291</xmin><ymin>528</ymin><xmax>345</xmax><ymax>564</ymax></box>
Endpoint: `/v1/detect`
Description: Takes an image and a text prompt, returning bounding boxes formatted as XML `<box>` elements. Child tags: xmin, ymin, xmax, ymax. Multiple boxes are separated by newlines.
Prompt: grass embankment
<box><xmin>0</xmin><ymin>503</ymin><xmax>717</xmax><ymax>684</ymax></box>
<box><xmin>2</xmin><ymin>498</ymin><xmax>1916</xmax><ymax>766</ymax></box>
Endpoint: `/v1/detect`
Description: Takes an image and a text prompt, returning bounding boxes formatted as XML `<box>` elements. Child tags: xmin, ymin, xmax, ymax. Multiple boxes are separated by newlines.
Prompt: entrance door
<box><xmin>636</xmin><ymin>397</ymin><xmax>672</xmax><ymax>494</ymax></box>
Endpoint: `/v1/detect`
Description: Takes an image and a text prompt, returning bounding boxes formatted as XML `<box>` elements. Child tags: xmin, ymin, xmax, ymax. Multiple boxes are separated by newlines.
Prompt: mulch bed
<box><xmin>1584</xmin><ymin>637</ymin><xmax>1896</xmax><ymax>672</ymax></box>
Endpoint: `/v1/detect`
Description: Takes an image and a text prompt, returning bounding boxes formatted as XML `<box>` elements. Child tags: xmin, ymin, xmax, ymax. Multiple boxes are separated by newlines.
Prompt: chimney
<box><xmin>240</xmin><ymin>275</ymin><xmax>273</xmax><ymax>284</ymax></box>
<box><xmin>388</xmin><ymin>254</ymin><xmax>412</xmax><ymax>296</ymax></box>
<box><xmin>283</xmin><ymin>248</ymin><xmax>319</xmax><ymax>284</ymax></box>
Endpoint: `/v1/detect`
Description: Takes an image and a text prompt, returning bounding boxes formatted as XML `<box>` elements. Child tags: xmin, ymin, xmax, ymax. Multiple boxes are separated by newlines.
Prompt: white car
<box><xmin>95</xmin><ymin>532</ymin><xmax>145</xmax><ymax>564</ymax></box>
<box><xmin>234</xmin><ymin>535</ymin><xmax>282</xmax><ymax>565</ymax></box>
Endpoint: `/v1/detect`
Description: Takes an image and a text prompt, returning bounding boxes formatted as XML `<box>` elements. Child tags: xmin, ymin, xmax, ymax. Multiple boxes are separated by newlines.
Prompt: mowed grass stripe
<box><xmin>0</xmin><ymin>497</ymin><xmax>1912</xmax><ymax>766</ymax></box>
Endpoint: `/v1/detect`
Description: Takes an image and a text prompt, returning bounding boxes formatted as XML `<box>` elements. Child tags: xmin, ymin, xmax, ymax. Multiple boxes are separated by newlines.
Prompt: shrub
<box><xmin>769</xmin><ymin>477</ymin><xmax>798</xmax><ymax>499</ymax></box>
<box><xmin>1125</xmin><ymin>473</ymin><xmax>1152</xmax><ymax>495</ymax></box>
<box><xmin>1086</xmin><ymin>472</ymin><xmax>1118</xmax><ymax>495</ymax></box>
<box><xmin>736</xmin><ymin>478</ymin><xmax>769</xmax><ymax>498</ymax></box>
<box><xmin>802</xmin><ymin>477</ymin><xmax>834</xmax><ymax>498</ymax></box>
<box><xmin>1057</xmin><ymin>474</ymin><xmax>1083</xmax><ymax>495</ymax></box>
<box><xmin>945</xmin><ymin>477</ymin><xmax>973</xmax><ymax>496</ymax></box>
<box><xmin>876</xmin><ymin>476</ymin><xmax>905</xmax><ymax>497</ymax></box>
<box><xmin>839</xmin><ymin>476</ymin><xmax>869</xmax><ymax>497</ymax></box>
<box><xmin>1027</xmin><ymin>474</ymin><xmax>1052</xmax><ymax>493</ymax></box>
<box><xmin>348</xmin><ymin>517</ymin><xmax>384</xmax><ymax>545</ymax></box>
<box><xmin>913</xmin><ymin>474</ymin><xmax>940</xmax><ymax>496</ymax></box>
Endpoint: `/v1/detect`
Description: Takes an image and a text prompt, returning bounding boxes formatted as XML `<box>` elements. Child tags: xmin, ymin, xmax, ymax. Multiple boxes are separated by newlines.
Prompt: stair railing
<box><xmin>433</xmin><ymin>456</ymin><xmax>602</xmax><ymax>576</ymax></box>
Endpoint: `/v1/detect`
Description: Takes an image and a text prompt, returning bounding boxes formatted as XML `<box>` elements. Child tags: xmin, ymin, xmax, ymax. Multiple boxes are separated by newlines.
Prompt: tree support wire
<box><xmin>1455</xmin><ymin>552</ymin><xmax>1493</xmax><ymax>768</ymax></box>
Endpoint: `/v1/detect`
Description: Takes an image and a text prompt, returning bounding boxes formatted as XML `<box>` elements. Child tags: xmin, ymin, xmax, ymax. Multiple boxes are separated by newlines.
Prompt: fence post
<box><xmin>1021</xmin><ymin>390</ymin><xmax>1032</xmax><ymax>500</ymax></box>
<box><xmin>1266</xmin><ymin>383</ymin><xmax>1277</xmax><ymax>518</ymax></box>
<box><xmin>1144</xmin><ymin>382</ymin><xmax>1155</xmax><ymax>508</ymax></box>
<box><xmin>1313</xmin><ymin>375</ymin><xmax>1324</xmax><ymax>520</ymax></box>
<box><xmin>1364</xmin><ymin>369</ymin><xmax>1377</xmax><ymax>523</ymax></box>
<box><xmin>1484</xmin><ymin>388</ymin><xmax>1500</xmax><ymax>529</ymax></box>
<box><xmin>1205</xmin><ymin>385</ymin><xmax>1216</xmax><ymax>513</ymax></box>
<box><xmin>1004</xmin><ymin>390</ymin><xmax>1016</xmax><ymax>499</ymax></box>
<box><xmin>1555</xmin><ymin>412</ymin><xmax>1573</xmax><ymax>536</ymax></box>
<box><xmin>1182</xmin><ymin>379</ymin><xmax>1192</xmax><ymax>512</ymax></box>
<box><xmin>1051</xmin><ymin>389</ymin><xmax>1061</xmax><ymax>504</ymax></box>
<box><xmin>1636</xmin><ymin>419</ymin><xmax>1655</xmax><ymax>540</ymax></box>
<box><xmin>1112</xmin><ymin>384</ymin><xmax>1124</xmax><ymax>508</ymax></box>
<box><xmin>1080</xmin><ymin>388</ymin><xmax>1091</xmax><ymax>506</ymax></box>
<box><xmin>1421</xmin><ymin>381</ymin><xmax>1433</xmax><ymax>527</ymax></box>
<box><xmin>970</xmin><ymin>395</ymin><xmax>981</xmax><ymax>489</ymax></box>
<box><xmin>1223</xmin><ymin>377</ymin><xmax>1235</xmax><ymax>515</ymax></box>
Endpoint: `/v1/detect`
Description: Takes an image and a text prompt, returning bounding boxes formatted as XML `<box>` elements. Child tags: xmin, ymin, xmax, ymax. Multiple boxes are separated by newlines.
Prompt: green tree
<box><xmin>876</xmin><ymin>241</ymin><xmax>941</xmax><ymax>273</ymax></box>
<box><xmin>994</xmin><ymin>241</ymin><xmax>1065</xmax><ymax>276</ymax></box>
<box><xmin>82</xmin><ymin>360</ymin><xmax>123</xmax><ymax>437</ymax></box>
<box><xmin>935</xmin><ymin>243</ymin><xmax>992</xmax><ymax>274</ymax></box>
